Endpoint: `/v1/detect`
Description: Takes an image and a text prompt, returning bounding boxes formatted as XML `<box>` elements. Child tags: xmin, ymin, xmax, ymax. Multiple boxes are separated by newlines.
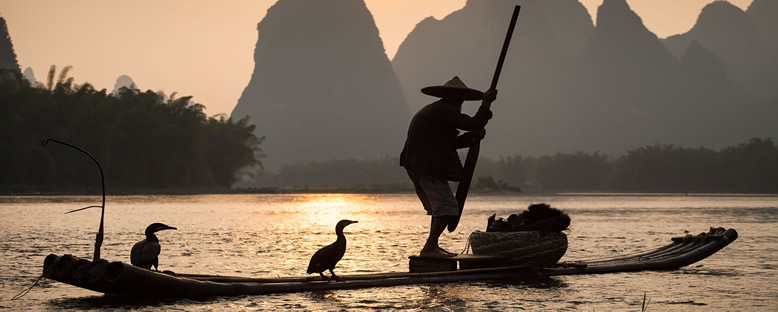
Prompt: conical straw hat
<box><xmin>421</xmin><ymin>76</ymin><xmax>484</xmax><ymax>101</ymax></box>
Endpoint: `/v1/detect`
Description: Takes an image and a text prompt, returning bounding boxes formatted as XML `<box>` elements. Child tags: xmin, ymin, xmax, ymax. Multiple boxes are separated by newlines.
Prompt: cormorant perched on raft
<box><xmin>131</xmin><ymin>223</ymin><xmax>177</xmax><ymax>271</ymax></box>
<box><xmin>307</xmin><ymin>219</ymin><xmax>358</xmax><ymax>281</ymax></box>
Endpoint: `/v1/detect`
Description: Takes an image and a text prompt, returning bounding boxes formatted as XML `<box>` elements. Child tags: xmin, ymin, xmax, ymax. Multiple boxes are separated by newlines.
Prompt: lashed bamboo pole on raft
<box><xmin>42</xmin><ymin>138</ymin><xmax>106</xmax><ymax>262</ymax></box>
<box><xmin>174</xmin><ymin>263</ymin><xmax>536</xmax><ymax>284</ymax></box>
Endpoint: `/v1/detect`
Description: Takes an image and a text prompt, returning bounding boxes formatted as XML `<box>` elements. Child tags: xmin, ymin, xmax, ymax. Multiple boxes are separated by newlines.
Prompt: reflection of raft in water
<box><xmin>43</xmin><ymin>227</ymin><xmax>737</xmax><ymax>299</ymax></box>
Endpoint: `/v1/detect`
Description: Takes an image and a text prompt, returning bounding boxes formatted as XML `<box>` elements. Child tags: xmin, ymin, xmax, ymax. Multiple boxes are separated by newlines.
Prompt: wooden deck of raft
<box><xmin>42</xmin><ymin>227</ymin><xmax>737</xmax><ymax>298</ymax></box>
<box><xmin>408</xmin><ymin>254</ymin><xmax>513</xmax><ymax>272</ymax></box>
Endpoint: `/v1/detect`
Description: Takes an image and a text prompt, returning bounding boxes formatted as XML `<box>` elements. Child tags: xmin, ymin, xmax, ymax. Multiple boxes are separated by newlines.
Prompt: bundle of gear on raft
<box><xmin>485</xmin><ymin>203</ymin><xmax>570</xmax><ymax>232</ymax></box>
<box><xmin>466</xmin><ymin>204</ymin><xmax>571</xmax><ymax>268</ymax></box>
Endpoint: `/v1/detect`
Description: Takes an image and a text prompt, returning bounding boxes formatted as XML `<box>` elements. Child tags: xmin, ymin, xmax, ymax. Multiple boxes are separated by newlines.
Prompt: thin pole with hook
<box><xmin>42</xmin><ymin>138</ymin><xmax>105</xmax><ymax>262</ymax></box>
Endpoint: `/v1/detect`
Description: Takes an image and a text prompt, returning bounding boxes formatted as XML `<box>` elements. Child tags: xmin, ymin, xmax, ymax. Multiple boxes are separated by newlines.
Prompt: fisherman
<box><xmin>400</xmin><ymin>76</ymin><xmax>497</xmax><ymax>257</ymax></box>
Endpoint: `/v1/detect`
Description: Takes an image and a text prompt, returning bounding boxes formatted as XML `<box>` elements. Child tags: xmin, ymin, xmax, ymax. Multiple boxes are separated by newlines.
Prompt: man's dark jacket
<box><xmin>400</xmin><ymin>100</ymin><xmax>492</xmax><ymax>181</ymax></box>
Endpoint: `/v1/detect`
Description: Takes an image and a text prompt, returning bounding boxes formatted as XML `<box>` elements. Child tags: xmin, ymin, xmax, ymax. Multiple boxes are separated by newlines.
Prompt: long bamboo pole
<box><xmin>449</xmin><ymin>5</ymin><xmax>521</xmax><ymax>232</ymax></box>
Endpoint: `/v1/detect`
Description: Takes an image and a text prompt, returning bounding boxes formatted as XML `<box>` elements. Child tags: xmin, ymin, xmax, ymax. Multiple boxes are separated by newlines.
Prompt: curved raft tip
<box><xmin>104</xmin><ymin>261</ymin><xmax>127</xmax><ymax>283</ymax></box>
<box><xmin>70</xmin><ymin>259</ymin><xmax>93</xmax><ymax>280</ymax></box>
<box><xmin>723</xmin><ymin>228</ymin><xmax>738</xmax><ymax>243</ymax></box>
<box><xmin>53</xmin><ymin>254</ymin><xmax>79</xmax><ymax>280</ymax></box>
<box><xmin>86</xmin><ymin>259</ymin><xmax>110</xmax><ymax>284</ymax></box>
<box><xmin>43</xmin><ymin>254</ymin><xmax>60</xmax><ymax>277</ymax></box>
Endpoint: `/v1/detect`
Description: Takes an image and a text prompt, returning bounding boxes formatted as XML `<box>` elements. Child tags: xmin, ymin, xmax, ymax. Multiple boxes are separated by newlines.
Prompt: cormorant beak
<box><xmin>145</xmin><ymin>223</ymin><xmax>178</xmax><ymax>235</ymax></box>
<box><xmin>155</xmin><ymin>224</ymin><xmax>177</xmax><ymax>232</ymax></box>
<box><xmin>348</xmin><ymin>220</ymin><xmax>358</xmax><ymax>225</ymax></box>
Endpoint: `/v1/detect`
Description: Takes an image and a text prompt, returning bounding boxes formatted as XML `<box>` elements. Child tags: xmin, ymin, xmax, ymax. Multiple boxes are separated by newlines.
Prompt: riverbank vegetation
<box><xmin>247</xmin><ymin>138</ymin><xmax>777</xmax><ymax>194</ymax></box>
<box><xmin>0</xmin><ymin>68</ymin><xmax>262</xmax><ymax>194</ymax></box>
<box><xmin>2</xmin><ymin>68</ymin><xmax>775</xmax><ymax>194</ymax></box>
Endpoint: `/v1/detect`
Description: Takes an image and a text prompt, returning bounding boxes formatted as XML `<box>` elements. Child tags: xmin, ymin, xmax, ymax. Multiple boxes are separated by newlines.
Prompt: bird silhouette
<box><xmin>131</xmin><ymin>223</ymin><xmax>176</xmax><ymax>271</ymax></box>
<box><xmin>307</xmin><ymin>219</ymin><xmax>358</xmax><ymax>281</ymax></box>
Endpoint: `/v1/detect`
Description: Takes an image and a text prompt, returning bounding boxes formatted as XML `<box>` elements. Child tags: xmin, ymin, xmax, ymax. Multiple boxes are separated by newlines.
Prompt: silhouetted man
<box><xmin>400</xmin><ymin>76</ymin><xmax>497</xmax><ymax>257</ymax></box>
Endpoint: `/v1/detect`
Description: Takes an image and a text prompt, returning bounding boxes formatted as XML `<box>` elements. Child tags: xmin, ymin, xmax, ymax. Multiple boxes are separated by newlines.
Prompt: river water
<box><xmin>0</xmin><ymin>193</ymin><xmax>776</xmax><ymax>311</ymax></box>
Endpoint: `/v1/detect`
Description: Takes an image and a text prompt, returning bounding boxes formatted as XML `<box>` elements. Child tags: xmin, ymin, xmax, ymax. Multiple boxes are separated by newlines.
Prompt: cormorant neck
<box><xmin>145</xmin><ymin>232</ymin><xmax>159</xmax><ymax>242</ymax></box>
<box><xmin>336</xmin><ymin>227</ymin><xmax>346</xmax><ymax>238</ymax></box>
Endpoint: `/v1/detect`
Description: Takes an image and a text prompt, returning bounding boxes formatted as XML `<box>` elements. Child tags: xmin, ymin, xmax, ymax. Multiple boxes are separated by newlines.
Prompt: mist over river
<box><xmin>1</xmin><ymin>193</ymin><xmax>776</xmax><ymax>311</ymax></box>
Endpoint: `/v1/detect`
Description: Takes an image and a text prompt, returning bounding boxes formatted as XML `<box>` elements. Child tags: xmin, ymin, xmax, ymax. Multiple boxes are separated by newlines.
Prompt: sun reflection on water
<box><xmin>286</xmin><ymin>194</ymin><xmax>376</xmax><ymax>229</ymax></box>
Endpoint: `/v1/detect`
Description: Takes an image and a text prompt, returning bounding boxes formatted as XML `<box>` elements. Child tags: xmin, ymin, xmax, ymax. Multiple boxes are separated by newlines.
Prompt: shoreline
<box><xmin>2</xmin><ymin>187</ymin><xmax>776</xmax><ymax>197</ymax></box>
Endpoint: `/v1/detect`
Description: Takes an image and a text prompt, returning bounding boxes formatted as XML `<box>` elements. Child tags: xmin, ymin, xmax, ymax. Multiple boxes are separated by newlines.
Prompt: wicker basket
<box><xmin>469</xmin><ymin>231</ymin><xmax>568</xmax><ymax>268</ymax></box>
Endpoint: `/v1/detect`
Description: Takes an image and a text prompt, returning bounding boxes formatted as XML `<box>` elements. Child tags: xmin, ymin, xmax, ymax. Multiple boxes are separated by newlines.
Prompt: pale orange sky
<box><xmin>0</xmin><ymin>0</ymin><xmax>753</xmax><ymax>116</ymax></box>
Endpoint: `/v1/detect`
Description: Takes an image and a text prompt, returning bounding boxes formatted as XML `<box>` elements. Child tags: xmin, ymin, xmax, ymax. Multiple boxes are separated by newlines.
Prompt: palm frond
<box><xmin>46</xmin><ymin>65</ymin><xmax>56</xmax><ymax>90</ymax></box>
<box><xmin>57</xmin><ymin>65</ymin><xmax>73</xmax><ymax>85</ymax></box>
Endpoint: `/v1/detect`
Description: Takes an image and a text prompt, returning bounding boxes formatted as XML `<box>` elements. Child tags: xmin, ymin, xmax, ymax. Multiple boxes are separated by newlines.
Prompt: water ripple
<box><xmin>1</xmin><ymin>193</ymin><xmax>776</xmax><ymax>310</ymax></box>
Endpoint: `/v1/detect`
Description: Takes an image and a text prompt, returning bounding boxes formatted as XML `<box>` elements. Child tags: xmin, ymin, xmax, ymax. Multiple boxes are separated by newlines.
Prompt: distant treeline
<box><xmin>250</xmin><ymin>138</ymin><xmax>778</xmax><ymax>194</ymax></box>
<box><xmin>3</xmin><ymin>67</ymin><xmax>775</xmax><ymax>194</ymax></box>
<box><xmin>0</xmin><ymin>68</ymin><xmax>262</xmax><ymax>193</ymax></box>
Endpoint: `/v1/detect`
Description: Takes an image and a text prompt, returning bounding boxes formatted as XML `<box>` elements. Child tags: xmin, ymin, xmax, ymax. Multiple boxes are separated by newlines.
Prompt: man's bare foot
<box><xmin>420</xmin><ymin>247</ymin><xmax>456</xmax><ymax>258</ymax></box>
<box><xmin>438</xmin><ymin>247</ymin><xmax>457</xmax><ymax>256</ymax></box>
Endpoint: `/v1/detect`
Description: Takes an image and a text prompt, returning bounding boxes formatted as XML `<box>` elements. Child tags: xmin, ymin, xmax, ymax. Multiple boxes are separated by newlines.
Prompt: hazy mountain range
<box><xmin>232</xmin><ymin>0</ymin><xmax>777</xmax><ymax>169</ymax></box>
<box><xmin>4</xmin><ymin>1</ymin><xmax>775</xmax><ymax>171</ymax></box>
<box><xmin>394</xmin><ymin>0</ymin><xmax>777</xmax><ymax>157</ymax></box>
<box><xmin>231</xmin><ymin>0</ymin><xmax>409</xmax><ymax>169</ymax></box>
<box><xmin>112</xmin><ymin>74</ymin><xmax>137</xmax><ymax>94</ymax></box>
<box><xmin>0</xmin><ymin>17</ymin><xmax>20</xmax><ymax>73</ymax></box>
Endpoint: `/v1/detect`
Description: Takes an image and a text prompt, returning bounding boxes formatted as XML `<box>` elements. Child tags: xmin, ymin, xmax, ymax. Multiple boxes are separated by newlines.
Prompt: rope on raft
<box><xmin>10</xmin><ymin>274</ymin><xmax>43</xmax><ymax>300</ymax></box>
<box><xmin>460</xmin><ymin>233</ymin><xmax>474</xmax><ymax>255</ymax></box>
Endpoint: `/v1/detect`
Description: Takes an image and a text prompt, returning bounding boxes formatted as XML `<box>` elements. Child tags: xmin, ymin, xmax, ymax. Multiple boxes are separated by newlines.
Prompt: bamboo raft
<box><xmin>42</xmin><ymin>227</ymin><xmax>737</xmax><ymax>299</ymax></box>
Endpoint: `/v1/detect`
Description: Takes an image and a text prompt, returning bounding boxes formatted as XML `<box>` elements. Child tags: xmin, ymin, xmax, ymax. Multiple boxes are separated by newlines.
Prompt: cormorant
<box><xmin>131</xmin><ymin>223</ymin><xmax>176</xmax><ymax>271</ymax></box>
<box><xmin>307</xmin><ymin>219</ymin><xmax>358</xmax><ymax>280</ymax></box>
